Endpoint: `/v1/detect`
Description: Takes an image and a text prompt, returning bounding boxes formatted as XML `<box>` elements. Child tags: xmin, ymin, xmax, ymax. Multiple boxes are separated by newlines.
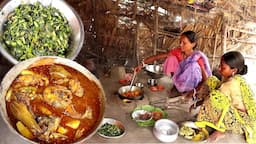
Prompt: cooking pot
<box><xmin>0</xmin><ymin>0</ymin><xmax>84</xmax><ymax>64</ymax></box>
<box><xmin>0</xmin><ymin>56</ymin><xmax>105</xmax><ymax>144</ymax></box>
<box><xmin>118</xmin><ymin>85</ymin><xmax>144</xmax><ymax>100</ymax></box>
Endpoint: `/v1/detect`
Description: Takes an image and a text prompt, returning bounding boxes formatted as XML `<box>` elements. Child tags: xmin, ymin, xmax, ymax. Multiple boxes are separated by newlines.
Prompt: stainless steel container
<box><xmin>145</xmin><ymin>64</ymin><xmax>164</xmax><ymax>79</ymax></box>
<box><xmin>0</xmin><ymin>0</ymin><xmax>84</xmax><ymax>64</ymax></box>
<box><xmin>148</xmin><ymin>78</ymin><xmax>158</xmax><ymax>86</ymax></box>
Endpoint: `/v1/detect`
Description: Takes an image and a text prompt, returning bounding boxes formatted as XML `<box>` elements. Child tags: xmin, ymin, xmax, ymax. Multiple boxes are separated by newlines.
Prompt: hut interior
<box><xmin>63</xmin><ymin>0</ymin><xmax>256</xmax><ymax>91</ymax></box>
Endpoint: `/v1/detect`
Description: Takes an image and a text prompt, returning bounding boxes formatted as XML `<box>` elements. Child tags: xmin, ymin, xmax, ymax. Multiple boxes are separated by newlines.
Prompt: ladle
<box><xmin>129</xmin><ymin>71</ymin><xmax>137</xmax><ymax>91</ymax></box>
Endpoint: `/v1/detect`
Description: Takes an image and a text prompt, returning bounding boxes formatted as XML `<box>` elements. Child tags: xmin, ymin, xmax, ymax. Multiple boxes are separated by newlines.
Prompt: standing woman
<box><xmin>194</xmin><ymin>51</ymin><xmax>256</xmax><ymax>143</ymax></box>
<box><xmin>136</xmin><ymin>30</ymin><xmax>212</xmax><ymax>97</ymax></box>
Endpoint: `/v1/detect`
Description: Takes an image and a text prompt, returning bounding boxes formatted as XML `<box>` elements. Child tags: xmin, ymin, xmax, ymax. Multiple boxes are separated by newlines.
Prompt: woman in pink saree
<box><xmin>136</xmin><ymin>31</ymin><xmax>212</xmax><ymax>97</ymax></box>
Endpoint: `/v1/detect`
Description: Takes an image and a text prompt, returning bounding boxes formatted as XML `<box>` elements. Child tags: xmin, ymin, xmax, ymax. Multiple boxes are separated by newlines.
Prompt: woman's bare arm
<box><xmin>143</xmin><ymin>53</ymin><xmax>169</xmax><ymax>64</ymax></box>
<box><xmin>135</xmin><ymin>53</ymin><xmax>169</xmax><ymax>72</ymax></box>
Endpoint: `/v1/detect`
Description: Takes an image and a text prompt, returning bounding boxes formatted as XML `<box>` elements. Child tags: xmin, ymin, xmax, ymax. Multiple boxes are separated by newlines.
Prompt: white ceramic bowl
<box><xmin>153</xmin><ymin>119</ymin><xmax>179</xmax><ymax>143</ymax></box>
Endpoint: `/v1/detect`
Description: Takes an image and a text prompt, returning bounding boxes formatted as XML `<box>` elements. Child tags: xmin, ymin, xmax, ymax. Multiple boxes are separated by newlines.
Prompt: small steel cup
<box><xmin>135</xmin><ymin>82</ymin><xmax>144</xmax><ymax>89</ymax></box>
<box><xmin>147</xmin><ymin>79</ymin><xmax>157</xmax><ymax>86</ymax></box>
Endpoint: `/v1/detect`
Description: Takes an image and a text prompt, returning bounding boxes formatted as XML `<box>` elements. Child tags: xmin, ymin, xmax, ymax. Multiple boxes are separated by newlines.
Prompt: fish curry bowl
<box><xmin>0</xmin><ymin>56</ymin><xmax>106</xmax><ymax>144</ymax></box>
<box><xmin>0</xmin><ymin>0</ymin><xmax>84</xmax><ymax>64</ymax></box>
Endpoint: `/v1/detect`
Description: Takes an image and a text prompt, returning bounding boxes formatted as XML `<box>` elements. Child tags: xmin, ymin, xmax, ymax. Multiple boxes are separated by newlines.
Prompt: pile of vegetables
<box><xmin>98</xmin><ymin>123</ymin><xmax>124</xmax><ymax>137</ymax></box>
<box><xmin>2</xmin><ymin>2</ymin><xmax>72</xmax><ymax>61</ymax></box>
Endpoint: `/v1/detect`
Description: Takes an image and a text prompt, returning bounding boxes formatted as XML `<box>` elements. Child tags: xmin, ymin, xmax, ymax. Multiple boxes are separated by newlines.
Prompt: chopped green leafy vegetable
<box><xmin>98</xmin><ymin>123</ymin><xmax>124</xmax><ymax>137</ymax></box>
<box><xmin>2</xmin><ymin>2</ymin><xmax>71</xmax><ymax>61</ymax></box>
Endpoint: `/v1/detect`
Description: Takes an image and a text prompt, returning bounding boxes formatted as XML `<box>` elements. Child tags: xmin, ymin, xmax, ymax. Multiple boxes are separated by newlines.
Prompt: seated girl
<box><xmin>193</xmin><ymin>51</ymin><xmax>256</xmax><ymax>143</ymax></box>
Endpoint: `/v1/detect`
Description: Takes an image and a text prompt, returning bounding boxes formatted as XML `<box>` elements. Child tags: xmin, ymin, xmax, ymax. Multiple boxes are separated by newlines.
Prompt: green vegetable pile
<box><xmin>98</xmin><ymin>123</ymin><xmax>124</xmax><ymax>137</ymax></box>
<box><xmin>2</xmin><ymin>2</ymin><xmax>72</xmax><ymax>61</ymax></box>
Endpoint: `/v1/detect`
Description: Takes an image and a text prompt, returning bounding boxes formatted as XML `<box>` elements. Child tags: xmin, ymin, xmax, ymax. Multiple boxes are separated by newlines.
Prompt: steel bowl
<box><xmin>153</xmin><ymin>119</ymin><xmax>179</xmax><ymax>143</ymax></box>
<box><xmin>0</xmin><ymin>0</ymin><xmax>84</xmax><ymax>64</ymax></box>
<box><xmin>135</xmin><ymin>82</ymin><xmax>144</xmax><ymax>89</ymax></box>
<box><xmin>147</xmin><ymin>78</ymin><xmax>158</xmax><ymax>86</ymax></box>
<box><xmin>145</xmin><ymin>64</ymin><xmax>164</xmax><ymax>79</ymax></box>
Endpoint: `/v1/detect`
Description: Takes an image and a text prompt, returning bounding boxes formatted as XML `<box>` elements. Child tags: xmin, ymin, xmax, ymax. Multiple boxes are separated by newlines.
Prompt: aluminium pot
<box><xmin>0</xmin><ymin>56</ymin><xmax>106</xmax><ymax>144</ymax></box>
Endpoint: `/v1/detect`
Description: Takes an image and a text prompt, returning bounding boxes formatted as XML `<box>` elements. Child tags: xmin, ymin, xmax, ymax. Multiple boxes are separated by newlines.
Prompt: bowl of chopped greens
<box><xmin>97</xmin><ymin>118</ymin><xmax>126</xmax><ymax>139</ymax></box>
<box><xmin>0</xmin><ymin>0</ymin><xmax>84</xmax><ymax>64</ymax></box>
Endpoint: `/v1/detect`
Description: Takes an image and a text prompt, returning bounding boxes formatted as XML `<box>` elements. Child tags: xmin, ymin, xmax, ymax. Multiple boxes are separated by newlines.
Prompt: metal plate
<box><xmin>0</xmin><ymin>0</ymin><xmax>84</xmax><ymax>64</ymax></box>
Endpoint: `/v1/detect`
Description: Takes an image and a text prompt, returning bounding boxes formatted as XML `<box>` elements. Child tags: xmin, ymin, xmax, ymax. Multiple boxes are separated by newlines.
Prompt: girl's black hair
<box><xmin>181</xmin><ymin>30</ymin><xmax>197</xmax><ymax>49</ymax></box>
<box><xmin>222</xmin><ymin>51</ymin><xmax>248</xmax><ymax>75</ymax></box>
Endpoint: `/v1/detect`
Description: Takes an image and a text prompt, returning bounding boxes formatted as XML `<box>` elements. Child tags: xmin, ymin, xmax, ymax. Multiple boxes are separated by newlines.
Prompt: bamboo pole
<box><xmin>133</xmin><ymin>0</ymin><xmax>140</xmax><ymax>65</ymax></box>
<box><xmin>222</xmin><ymin>25</ymin><xmax>228</xmax><ymax>54</ymax></box>
<box><xmin>212</xmin><ymin>34</ymin><xmax>218</xmax><ymax>70</ymax></box>
<box><xmin>91</xmin><ymin>0</ymin><xmax>99</xmax><ymax>63</ymax></box>
<box><xmin>108</xmin><ymin>0</ymin><xmax>120</xmax><ymax>47</ymax></box>
<box><xmin>153</xmin><ymin>1</ymin><xmax>159</xmax><ymax>56</ymax></box>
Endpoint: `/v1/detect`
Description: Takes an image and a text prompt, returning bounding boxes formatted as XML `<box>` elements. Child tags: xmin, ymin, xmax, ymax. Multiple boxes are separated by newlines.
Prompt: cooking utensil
<box><xmin>131</xmin><ymin>110</ymin><xmax>153</xmax><ymax>122</ymax></box>
<box><xmin>135</xmin><ymin>82</ymin><xmax>144</xmax><ymax>89</ymax></box>
<box><xmin>131</xmin><ymin>105</ymin><xmax>168</xmax><ymax>127</ymax></box>
<box><xmin>97</xmin><ymin>118</ymin><xmax>126</xmax><ymax>139</ymax></box>
<box><xmin>129</xmin><ymin>71</ymin><xmax>137</xmax><ymax>91</ymax></box>
<box><xmin>118</xmin><ymin>85</ymin><xmax>144</xmax><ymax>100</ymax></box>
<box><xmin>0</xmin><ymin>56</ymin><xmax>105</xmax><ymax>144</ymax></box>
<box><xmin>153</xmin><ymin>119</ymin><xmax>179</xmax><ymax>143</ymax></box>
<box><xmin>0</xmin><ymin>0</ymin><xmax>84</xmax><ymax>64</ymax></box>
<box><xmin>148</xmin><ymin>78</ymin><xmax>158</xmax><ymax>86</ymax></box>
<box><xmin>145</xmin><ymin>64</ymin><xmax>164</xmax><ymax>79</ymax></box>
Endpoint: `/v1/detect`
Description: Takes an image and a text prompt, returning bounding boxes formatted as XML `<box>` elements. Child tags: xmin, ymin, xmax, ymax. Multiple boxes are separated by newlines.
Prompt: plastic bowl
<box><xmin>153</xmin><ymin>119</ymin><xmax>179</xmax><ymax>143</ymax></box>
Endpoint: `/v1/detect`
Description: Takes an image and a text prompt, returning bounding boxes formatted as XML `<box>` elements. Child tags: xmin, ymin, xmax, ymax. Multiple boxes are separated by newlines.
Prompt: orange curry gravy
<box><xmin>6</xmin><ymin>64</ymin><xmax>104</xmax><ymax>144</ymax></box>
